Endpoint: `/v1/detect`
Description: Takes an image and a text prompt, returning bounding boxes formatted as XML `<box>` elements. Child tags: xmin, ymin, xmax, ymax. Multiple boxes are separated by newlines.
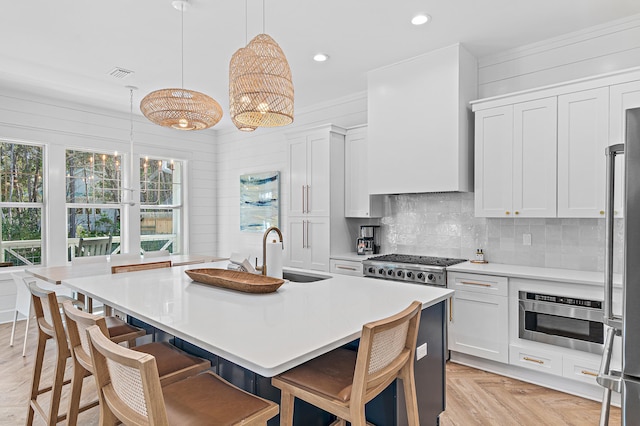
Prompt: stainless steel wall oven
<box><xmin>518</xmin><ymin>291</ymin><xmax>604</xmax><ymax>354</ymax></box>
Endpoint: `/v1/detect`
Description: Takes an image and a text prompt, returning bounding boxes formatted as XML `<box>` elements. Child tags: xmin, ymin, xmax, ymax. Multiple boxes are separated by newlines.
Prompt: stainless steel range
<box><xmin>363</xmin><ymin>254</ymin><xmax>467</xmax><ymax>287</ymax></box>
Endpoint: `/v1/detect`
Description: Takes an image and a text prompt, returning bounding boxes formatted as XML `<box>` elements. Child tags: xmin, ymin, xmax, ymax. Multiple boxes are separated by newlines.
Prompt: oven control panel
<box><xmin>523</xmin><ymin>292</ymin><xmax>602</xmax><ymax>309</ymax></box>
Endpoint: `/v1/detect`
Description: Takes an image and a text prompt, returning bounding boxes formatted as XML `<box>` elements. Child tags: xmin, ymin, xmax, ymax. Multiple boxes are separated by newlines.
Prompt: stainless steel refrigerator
<box><xmin>598</xmin><ymin>106</ymin><xmax>640</xmax><ymax>425</ymax></box>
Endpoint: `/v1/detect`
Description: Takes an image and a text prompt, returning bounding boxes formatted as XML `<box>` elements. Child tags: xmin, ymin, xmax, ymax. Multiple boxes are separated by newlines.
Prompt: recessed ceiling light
<box><xmin>313</xmin><ymin>53</ymin><xmax>329</xmax><ymax>62</ymax></box>
<box><xmin>411</xmin><ymin>14</ymin><xmax>430</xmax><ymax>26</ymax></box>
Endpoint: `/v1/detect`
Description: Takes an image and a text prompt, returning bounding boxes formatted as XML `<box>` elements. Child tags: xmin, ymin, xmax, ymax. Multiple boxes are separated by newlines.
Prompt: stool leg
<box><xmin>27</xmin><ymin>332</ymin><xmax>48</xmax><ymax>426</ymax></box>
<box><xmin>279</xmin><ymin>390</ymin><xmax>295</xmax><ymax>426</ymax></box>
<box><xmin>22</xmin><ymin>314</ymin><xmax>31</xmax><ymax>357</ymax></box>
<box><xmin>9</xmin><ymin>310</ymin><xmax>18</xmax><ymax>347</ymax></box>
<box><xmin>400</xmin><ymin>364</ymin><xmax>420</xmax><ymax>426</ymax></box>
<box><xmin>67</xmin><ymin>359</ymin><xmax>86</xmax><ymax>426</ymax></box>
<box><xmin>47</xmin><ymin>348</ymin><xmax>67</xmax><ymax>426</ymax></box>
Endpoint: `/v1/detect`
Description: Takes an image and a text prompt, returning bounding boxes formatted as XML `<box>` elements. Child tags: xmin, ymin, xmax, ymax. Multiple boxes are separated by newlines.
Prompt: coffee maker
<box><xmin>357</xmin><ymin>225</ymin><xmax>380</xmax><ymax>255</ymax></box>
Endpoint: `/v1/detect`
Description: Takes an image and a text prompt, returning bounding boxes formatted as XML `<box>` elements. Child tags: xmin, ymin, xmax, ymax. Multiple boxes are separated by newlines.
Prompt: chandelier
<box><xmin>140</xmin><ymin>0</ymin><xmax>222</xmax><ymax>131</ymax></box>
<box><xmin>229</xmin><ymin>1</ymin><xmax>294</xmax><ymax>129</ymax></box>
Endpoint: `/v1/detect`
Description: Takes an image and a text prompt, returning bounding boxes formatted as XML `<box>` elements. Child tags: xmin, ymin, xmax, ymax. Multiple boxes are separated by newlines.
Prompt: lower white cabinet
<box><xmin>286</xmin><ymin>217</ymin><xmax>330</xmax><ymax>271</ymax></box>
<box><xmin>329</xmin><ymin>259</ymin><xmax>363</xmax><ymax>276</ymax></box>
<box><xmin>447</xmin><ymin>272</ymin><xmax>509</xmax><ymax>363</ymax></box>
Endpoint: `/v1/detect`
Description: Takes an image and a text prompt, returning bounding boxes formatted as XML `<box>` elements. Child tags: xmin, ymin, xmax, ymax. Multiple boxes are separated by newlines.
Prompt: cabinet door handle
<box><xmin>460</xmin><ymin>281</ymin><xmax>492</xmax><ymax>287</ymax></box>
<box><xmin>306</xmin><ymin>185</ymin><xmax>310</xmax><ymax>213</ymax></box>
<box><xmin>581</xmin><ymin>370</ymin><xmax>598</xmax><ymax>377</ymax></box>
<box><xmin>302</xmin><ymin>220</ymin><xmax>306</xmax><ymax>248</ymax></box>
<box><xmin>302</xmin><ymin>186</ymin><xmax>306</xmax><ymax>213</ymax></box>
<box><xmin>600</xmin><ymin>210</ymin><xmax>605</xmax><ymax>215</ymax></box>
<box><xmin>505</xmin><ymin>211</ymin><xmax>510</xmax><ymax>215</ymax></box>
<box><xmin>336</xmin><ymin>265</ymin><xmax>357</xmax><ymax>271</ymax></box>
<box><xmin>523</xmin><ymin>356</ymin><xmax>544</xmax><ymax>365</ymax></box>
<box><xmin>449</xmin><ymin>298</ymin><xmax>453</xmax><ymax>322</ymax></box>
<box><xmin>514</xmin><ymin>211</ymin><xmax>520</xmax><ymax>215</ymax></box>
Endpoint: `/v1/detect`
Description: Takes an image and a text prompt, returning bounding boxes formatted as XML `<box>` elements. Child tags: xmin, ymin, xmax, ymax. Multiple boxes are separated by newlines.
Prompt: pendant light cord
<box><xmin>245</xmin><ymin>0</ymin><xmax>248</xmax><ymax>45</ymax></box>
<box><xmin>181</xmin><ymin>2</ymin><xmax>184</xmax><ymax>89</ymax></box>
<box><xmin>262</xmin><ymin>0</ymin><xmax>265</xmax><ymax>33</ymax></box>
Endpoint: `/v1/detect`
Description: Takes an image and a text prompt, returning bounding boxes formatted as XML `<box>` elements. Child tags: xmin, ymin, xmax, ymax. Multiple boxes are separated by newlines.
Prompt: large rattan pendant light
<box><xmin>140</xmin><ymin>0</ymin><xmax>222</xmax><ymax>131</ymax></box>
<box><xmin>229</xmin><ymin>0</ymin><xmax>294</xmax><ymax>128</ymax></box>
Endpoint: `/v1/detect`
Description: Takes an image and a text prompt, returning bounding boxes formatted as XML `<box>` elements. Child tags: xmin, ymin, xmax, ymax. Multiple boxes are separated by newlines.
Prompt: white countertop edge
<box><xmin>447</xmin><ymin>261</ymin><xmax>622</xmax><ymax>286</ymax></box>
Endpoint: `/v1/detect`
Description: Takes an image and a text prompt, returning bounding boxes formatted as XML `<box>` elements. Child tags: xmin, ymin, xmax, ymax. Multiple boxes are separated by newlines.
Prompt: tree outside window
<box><xmin>0</xmin><ymin>141</ymin><xmax>44</xmax><ymax>266</ymax></box>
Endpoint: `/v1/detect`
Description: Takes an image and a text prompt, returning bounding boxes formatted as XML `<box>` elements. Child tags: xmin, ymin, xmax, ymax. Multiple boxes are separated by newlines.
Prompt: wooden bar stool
<box><xmin>86</xmin><ymin>324</ymin><xmax>279</xmax><ymax>425</ymax></box>
<box><xmin>25</xmin><ymin>282</ymin><xmax>145</xmax><ymax>426</ymax></box>
<box><xmin>272</xmin><ymin>300</ymin><xmax>423</xmax><ymax>426</ymax></box>
<box><xmin>62</xmin><ymin>301</ymin><xmax>211</xmax><ymax>426</ymax></box>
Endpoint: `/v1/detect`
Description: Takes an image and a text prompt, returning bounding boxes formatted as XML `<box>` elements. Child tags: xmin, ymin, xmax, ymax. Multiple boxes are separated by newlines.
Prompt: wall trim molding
<box><xmin>479</xmin><ymin>13</ymin><xmax>640</xmax><ymax>68</ymax></box>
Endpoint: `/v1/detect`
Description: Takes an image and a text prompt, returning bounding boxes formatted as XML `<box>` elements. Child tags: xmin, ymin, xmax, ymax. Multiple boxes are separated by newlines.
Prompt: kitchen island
<box><xmin>62</xmin><ymin>261</ymin><xmax>453</xmax><ymax>425</ymax></box>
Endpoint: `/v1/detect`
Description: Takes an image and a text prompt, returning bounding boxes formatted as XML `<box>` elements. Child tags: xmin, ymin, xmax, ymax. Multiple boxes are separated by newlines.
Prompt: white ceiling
<box><xmin>2</xmin><ymin>0</ymin><xmax>640</xmax><ymax>131</ymax></box>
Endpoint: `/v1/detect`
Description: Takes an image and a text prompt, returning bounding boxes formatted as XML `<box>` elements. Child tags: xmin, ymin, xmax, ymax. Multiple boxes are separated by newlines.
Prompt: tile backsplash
<box><xmin>380</xmin><ymin>192</ymin><xmax>624</xmax><ymax>273</ymax></box>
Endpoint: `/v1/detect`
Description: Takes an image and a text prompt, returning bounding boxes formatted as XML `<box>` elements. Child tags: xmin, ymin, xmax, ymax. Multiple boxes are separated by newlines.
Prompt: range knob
<box><xmin>387</xmin><ymin>269</ymin><xmax>394</xmax><ymax>276</ymax></box>
<box><xmin>417</xmin><ymin>273</ymin><xmax>424</xmax><ymax>280</ymax></box>
<box><xmin>368</xmin><ymin>267</ymin><xmax>375</xmax><ymax>274</ymax></box>
<box><xmin>378</xmin><ymin>268</ymin><xmax>385</xmax><ymax>275</ymax></box>
<box><xmin>427</xmin><ymin>274</ymin><xmax>435</xmax><ymax>281</ymax></box>
<box><xmin>406</xmin><ymin>271</ymin><xmax>413</xmax><ymax>278</ymax></box>
<box><xmin>396</xmin><ymin>270</ymin><xmax>404</xmax><ymax>278</ymax></box>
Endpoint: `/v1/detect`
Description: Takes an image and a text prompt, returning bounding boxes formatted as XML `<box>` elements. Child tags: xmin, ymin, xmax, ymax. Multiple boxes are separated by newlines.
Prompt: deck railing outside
<box><xmin>0</xmin><ymin>234</ymin><xmax>177</xmax><ymax>266</ymax></box>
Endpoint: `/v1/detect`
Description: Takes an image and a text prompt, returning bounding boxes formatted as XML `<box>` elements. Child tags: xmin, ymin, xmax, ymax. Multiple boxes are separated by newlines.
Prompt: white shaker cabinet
<box><xmin>557</xmin><ymin>87</ymin><xmax>617</xmax><ymax>218</ymax></box>
<box><xmin>286</xmin><ymin>217</ymin><xmax>330</xmax><ymax>271</ymax></box>
<box><xmin>288</xmin><ymin>130</ymin><xmax>335</xmax><ymax>217</ymax></box>
<box><xmin>344</xmin><ymin>125</ymin><xmax>383</xmax><ymax>218</ymax></box>
<box><xmin>475</xmin><ymin>98</ymin><xmax>557</xmax><ymax>217</ymax></box>
<box><xmin>285</xmin><ymin>125</ymin><xmax>351</xmax><ymax>272</ymax></box>
<box><xmin>447</xmin><ymin>272</ymin><xmax>509</xmax><ymax>363</ymax></box>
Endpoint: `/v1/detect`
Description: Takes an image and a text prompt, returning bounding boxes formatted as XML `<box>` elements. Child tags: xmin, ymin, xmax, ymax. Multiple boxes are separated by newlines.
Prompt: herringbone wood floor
<box><xmin>0</xmin><ymin>321</ymin><xmax>621</xmax><ymax>425</ymax></box>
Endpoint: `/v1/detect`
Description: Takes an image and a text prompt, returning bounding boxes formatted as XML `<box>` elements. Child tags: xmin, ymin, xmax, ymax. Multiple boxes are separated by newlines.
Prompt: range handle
<box><xmin>603</xmin><ymin>144</ymin><xmax>624</xmax><ymax>329</ymax></box>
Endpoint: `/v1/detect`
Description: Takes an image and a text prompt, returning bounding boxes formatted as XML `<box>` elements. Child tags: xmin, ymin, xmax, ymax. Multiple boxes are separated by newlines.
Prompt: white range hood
<box><xmin>367</xmin><ymin>43</ymin><xmax>477</xmax><ymax>194</ymax></box>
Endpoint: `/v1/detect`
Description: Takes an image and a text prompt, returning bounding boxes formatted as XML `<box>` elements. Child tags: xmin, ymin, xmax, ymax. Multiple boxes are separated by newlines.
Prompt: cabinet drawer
<box><xmin>562</xmin><ymin>356</ymin><xmax>601</xmax><ymax>385</ymax></box>
<box><xmin>330</xmin><ymin>259</ymin><xmax>363</xmax><ymax>276</ymax></box>
<box><xmin>509</xmin><ymin>345</ymin><xmax>563</xmax><ymax>376</ymax></box>
<box><xmin>447</xmin><ymin>272</ymin><xmax>508</xmax><ymax>296</ymax></box>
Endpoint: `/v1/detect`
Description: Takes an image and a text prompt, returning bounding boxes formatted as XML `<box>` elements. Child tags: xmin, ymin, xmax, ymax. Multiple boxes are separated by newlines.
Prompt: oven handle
<box><xmin>519</xmin><ymin>299</ymin><xmax>604</xmax><ymax>322</ymax></box>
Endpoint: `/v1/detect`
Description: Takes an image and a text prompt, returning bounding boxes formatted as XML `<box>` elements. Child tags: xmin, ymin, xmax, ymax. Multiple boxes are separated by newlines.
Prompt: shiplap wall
<box><xmin>0</xmin><ymin>85</ymin><xmax>216</xmax><ymax>323</ymax></box>
<box><xmin>214</xmin><ymin>93</ymin><xmax>367</xmax><ymax>262</ymax></box>
<box><xmin>478</xmin><ymin>14</ymin><xmax>640</xmax><ymax>98</ymax></box>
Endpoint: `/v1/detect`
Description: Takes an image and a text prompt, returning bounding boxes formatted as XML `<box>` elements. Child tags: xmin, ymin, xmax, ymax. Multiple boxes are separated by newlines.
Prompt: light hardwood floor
<box><xmin>0</xmin><ymin>320</ymin><xmax>620</xmax><ymax>425</ymax></box>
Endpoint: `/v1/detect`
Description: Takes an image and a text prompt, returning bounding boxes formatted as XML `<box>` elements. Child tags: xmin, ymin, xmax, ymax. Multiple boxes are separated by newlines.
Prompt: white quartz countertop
<box><xmin>330</xmin><ymin>252</ymin><xmax>378</xmax><ymax>261</ymax></box>
<box><xmin>62</xmin><ymin>261</ymin><xmax>453</xmax><ymax>377</ymax></box>
<box><xmin>447</xmin><ymin>261</ymin><xmax>622</xmax><ymax>286</ymax></box>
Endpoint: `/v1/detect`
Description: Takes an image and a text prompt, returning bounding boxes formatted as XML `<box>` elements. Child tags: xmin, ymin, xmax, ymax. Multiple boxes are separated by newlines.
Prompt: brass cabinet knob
<box><xmin>505</xmin><ymin>211</ymin><xmax>510</xmax><ymax>215</ymax></box>
<box><xmin>515</xmin><ymin>211</ymin><xmax>520</xmax><ymax>215</ymax></box>
<box><xmin>599</xmin><ymin>210</ymin><xmax>605</xmax><ymax>215</ymax></box>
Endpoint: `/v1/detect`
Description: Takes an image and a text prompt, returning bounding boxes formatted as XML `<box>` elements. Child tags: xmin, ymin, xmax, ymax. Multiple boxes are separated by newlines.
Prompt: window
<box><xmin>0</xmin><ymin>141</ymin><xmax>44</xmax><ymax>266</ymax></box>
<box><xmin>140</xmin><ymin>157</ymin><xmax>182</xmax><ymax>254</ymax></box>
<box><xmin>66</xmin><ymin>149</ymin><xmax>122</xmax><ymax>258</ymax></box>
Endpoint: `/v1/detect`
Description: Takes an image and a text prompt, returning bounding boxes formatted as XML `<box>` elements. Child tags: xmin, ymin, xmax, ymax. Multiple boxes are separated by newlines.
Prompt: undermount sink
<box><xmin>282</xmin><ymin>270</ymin><xmax>331</xmax><ymax>283</ymax></box>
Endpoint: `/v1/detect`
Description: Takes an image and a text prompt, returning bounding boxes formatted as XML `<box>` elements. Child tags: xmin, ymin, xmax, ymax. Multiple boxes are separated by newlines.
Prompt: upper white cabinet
<box><xmin>557</xmin><ymin>88</ymin><xmax>612</xmax><ymax>218</ymax></box>
<box><xmin>367</xmin><ymin>44</ymin><xmax>477</xmax><ymax>194</ymax></box>
<box><xmin>473</xmin><ymin>67</ymin><xmax>640</xmax><ymax>218</ymax></box>
<box><xmin>344</xmin><ymin>125</ymin><xmax>383</xmax><ymax>218</ymax></box>
<box><xmin>475</xmin><ymin>98</ymin><xmax>557</xmax><ymax>217</ymax></box>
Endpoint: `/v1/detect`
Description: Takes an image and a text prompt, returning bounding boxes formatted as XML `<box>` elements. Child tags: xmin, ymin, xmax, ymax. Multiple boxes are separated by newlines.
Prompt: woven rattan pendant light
<box><xmin>140</xmin><ymin>0</ymin><xmax>222</xmax><ymax>131</ymax></box>
<box><xmin>229</xmin><ymin>0</ymin><xmax>293</xmax><ymax>128</ymax></box>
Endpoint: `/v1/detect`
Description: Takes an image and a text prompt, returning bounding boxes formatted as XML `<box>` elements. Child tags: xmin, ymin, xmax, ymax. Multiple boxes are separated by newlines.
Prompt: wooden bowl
<box><xmin>185</xmin><ymin>268</ymin><xmax>284</xmax><ymax>294</ymax></box>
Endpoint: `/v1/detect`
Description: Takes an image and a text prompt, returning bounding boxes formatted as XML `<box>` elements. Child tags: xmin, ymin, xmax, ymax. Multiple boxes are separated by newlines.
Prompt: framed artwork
<box><xmin>240</xmin><ymin>171</ymin><xmax>280</xmax><ymax>232</ymax></box>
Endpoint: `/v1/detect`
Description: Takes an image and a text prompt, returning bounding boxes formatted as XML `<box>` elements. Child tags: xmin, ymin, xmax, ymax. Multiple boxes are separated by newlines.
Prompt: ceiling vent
<box><xmin>108</xmin><ymin>67</ymin><xmax>134</xmax><ymax>79</ymax></box>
